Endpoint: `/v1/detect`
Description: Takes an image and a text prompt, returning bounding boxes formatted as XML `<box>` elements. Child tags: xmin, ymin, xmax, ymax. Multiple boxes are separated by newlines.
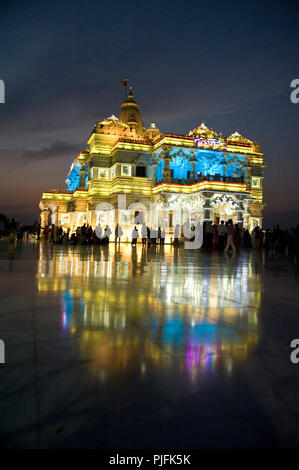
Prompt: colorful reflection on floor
<box><xmin>37</xmin><ymin>244</ymin><xmax>261</xmax><ymax>380</ymax></box>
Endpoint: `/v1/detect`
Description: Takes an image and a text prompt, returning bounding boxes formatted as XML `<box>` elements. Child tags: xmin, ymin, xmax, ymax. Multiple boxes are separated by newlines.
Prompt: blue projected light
<box><xmin>66</xmin><ymin>162</ymin><xmax>85</xmax><ymax>191</ymax></box>
<box><xmin>225</xmin><ymin>154</ymin><xmax>246</xmax><ymax>178</ymax></box>
<box><xmin>189</xmin><ymin>324</ymin><xmax>218</xmax><ymax>344</ymax></box>
<box><xmin>155</xmin><ymin>149</ymin><xmax>192</xmax><ymax>181</ymax></box>
<box><xmin>169</xmin><ymin>149</ymin><xmax>192</xmax><ymax>179</ymax></box>
<box><xmin>84</xmin><ymin>164</ymin><xmax>88</xmax><ymax>188</ymax></box>
<box><xmin>194</xmin><ymin>150</ymin><xmax>225</xmax><ymax>177</ymax></box>
<box><xmin>189</xmin><ymin>324</ymin><xmax>239</xmax><ymax>345</ymax></box>
<box><xmin>63</xmin><ymin>290</ymin><xmax>74</xmax><ymax>316</ymax></box>
<box><xmin>62</xmin><ymin>290</ymin><xmax>74</xmax><ymax>330</ymax></box>
<box><xmin>169</xmin><ymin>148</ymin><xmax>192</xmax><ymax>159</ymax></box>
<box><xmin>154</xmin><ymin>148</ymin><xmax>247</xmax><ymax>182</ymax></box>
<box><xmin>169</xmin><ymin>156</ymin><xmax>191</xmax><ymax>179</ymax></box>
<box><xmin>155</xmin><ymin>159</ymin><xmax>164</xmax><ymax>181</ymax></box>
<box><xmin>163</xmin><ymin>318</ymin><xmax>184</xmax><ymax>344</ymax></box>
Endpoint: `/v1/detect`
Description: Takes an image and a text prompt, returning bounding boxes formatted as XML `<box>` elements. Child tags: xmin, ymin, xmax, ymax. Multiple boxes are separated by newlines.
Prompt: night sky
<box><xmin>0</xmin><ymin>0</ymin><xmax>298</xmax><ymax>226</ymax></box>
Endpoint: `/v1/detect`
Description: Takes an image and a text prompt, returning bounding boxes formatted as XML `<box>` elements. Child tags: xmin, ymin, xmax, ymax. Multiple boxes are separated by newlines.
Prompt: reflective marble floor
<box><xmin>0</xmin><ymin>241</ymin><xmax>298</xmax><ymax>449</ymax></box>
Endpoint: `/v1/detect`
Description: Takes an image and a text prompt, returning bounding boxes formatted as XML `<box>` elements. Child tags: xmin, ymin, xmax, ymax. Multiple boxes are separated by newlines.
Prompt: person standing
<box><xmin>244</xmin><ymin>229</ymin><xmax>251</xmax><ymax>248</ymax></box>
<box><xmin>95</xmin><ymin>223</ymin><xmax>102</xmax><ymax>244</ymax></box>
<box><xmin>131</xmin><ymin>226</ymin><xmax>139</xmax><ymax>245</ymax></box>
<box><xmin>141</xmin><ymin>223</ymin><xmax>147</xmax><ymax>245</ymax></box>
<box><xmin>158</xmin><ymin>226</ymin><xmax>162</xmax><ymax>245</ymax></box>
<box><xmin>161</xmin><ymin>228</ymin><xmax>165</xmax><ymax>245</ymax></box>
<box><xmin>217</xmin><ymin>221</ymin><xmax>227</xmax><ymax>251</ymax></box>
<box><xmin>50</xmin><ymin>224</ymin><xmax>55</xmax><ymax>243</ymax></box>
<box><xmin>173</xmin><ymin>224</ymin><xmax>180</xmax><ymax>247</ymax></box>
<box><xmin>147</xmin><ymin>226</ymin><xmax>151</xmax><ymax>246</ymax></box>
<box><xmin>87</xmin><ymin>225</ymin><xmax>93</xmax><ymax>243</ymax></box>
<box><xmin>224</xmin><ymin>220</ymin><xmax>236</xmax><ymax>254</ymax></box>
<box><xmin>44</xmin><ymin>225</ymin><xmax>49</xmax><ymax>241</ymax></box>
<box><xmin>212</xmin><ymin>223</ymin><xmax>218</xmax><ymax>249</ymax></box>
<box><xmin>252</xmin><ymin>225</ymin><xmax>261</xmax><ymax>249</ymax></box>
<box><xmin>16</xmin><ymin>224</ymin><xmax>23</xmax><ymax>242</ymax></box>
<box><xmin>104</xmin><ymin>225</ymin><xmax>112</xmax><ymax>244</ymax></box>
<box><xmin>234</xmin><ymin>224</ymin><xmax>241</xmax><ymax>251</ymax></box>
<box><xmin>205</xmin><ymin>221</ymin><xmax>213</xmax><ymax>250</ymax></box>
<box><xmin>151</xmin><ymin>227</ymin><xmax>157</xmax><ymax>245</ymax></box>
<box><xmin>115</xmin><ymin>223</ymin><xmax>123</xmax><ymax>243</ymax></box>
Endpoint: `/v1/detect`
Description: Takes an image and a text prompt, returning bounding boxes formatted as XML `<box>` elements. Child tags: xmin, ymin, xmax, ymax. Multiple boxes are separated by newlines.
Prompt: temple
<box><xmin>39</xmin><ymin>86</ymin><xmax>265</xmax><ymax>240</ymax></box>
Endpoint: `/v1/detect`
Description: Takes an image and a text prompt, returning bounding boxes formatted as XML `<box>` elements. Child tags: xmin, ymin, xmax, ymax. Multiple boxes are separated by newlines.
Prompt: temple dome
<box><xmin>119</xmin><ymin>86</ymin><xmax>146</xmax><ymax>136</ymax></box>
<box><xmin>146</xmin><ymin>121</ymin><xmax>161</xmax><ymax>141</ymax></box>
<box><xmin>93</xmin><ymin>115</ymin><xmax>129</xmax><ymax>135</ymax></box>
<box><xmin>227</xmin><ymin>131</ymin><xmax>253</xmax><ymax>144</ymax></box>
<box><xmin>188</xmin><ymin>122</ymin><xmax>220</xmax><ymax>139</ymax></box>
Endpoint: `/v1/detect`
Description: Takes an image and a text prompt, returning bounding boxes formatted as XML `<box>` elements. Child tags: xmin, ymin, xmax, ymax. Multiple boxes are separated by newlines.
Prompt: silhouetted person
<box><xmin>132</xmin><ymin>226</ymin><xmax>138</xmax><ymax>245</ymax></box>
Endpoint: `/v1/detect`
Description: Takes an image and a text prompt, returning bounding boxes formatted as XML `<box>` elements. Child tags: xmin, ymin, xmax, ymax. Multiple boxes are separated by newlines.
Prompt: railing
<box><xmin>155</xmin><ymin>175</ymin><xmax>245</xmax><ymax>185</ymax></box>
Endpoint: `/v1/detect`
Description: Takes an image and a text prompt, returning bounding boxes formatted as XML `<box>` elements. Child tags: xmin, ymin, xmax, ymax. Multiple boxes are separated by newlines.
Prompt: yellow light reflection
<box><xmin>37</xmin><ymin>244</ymin><xmax>261</xmax><ymax>379</ymax></box>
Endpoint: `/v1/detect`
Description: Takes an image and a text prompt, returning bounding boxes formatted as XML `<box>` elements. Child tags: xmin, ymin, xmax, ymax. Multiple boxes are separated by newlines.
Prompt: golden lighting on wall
<box><xmin>152</xmin><ymin>181</ymin><xmax>249</xmax><ymax>195</ymax></box>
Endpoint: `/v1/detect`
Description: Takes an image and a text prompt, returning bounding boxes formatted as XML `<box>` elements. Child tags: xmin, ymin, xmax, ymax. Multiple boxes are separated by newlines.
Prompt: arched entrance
<box><xmin>210</xmin><ymin>194</ymin><xmax>239</xmax><ymax>223</ymax></box>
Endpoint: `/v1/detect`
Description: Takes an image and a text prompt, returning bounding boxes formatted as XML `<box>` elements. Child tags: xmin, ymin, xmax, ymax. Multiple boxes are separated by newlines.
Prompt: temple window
<box><xmin>61</xmin><ymin>214</ymin><xmax>70</xmax><ymax>226</ymax></box>
<box><xmin>119</xmin><ymin>210</ymin><xmax>131</xmax><ymax>224</ymax></box>
<box><xmin>98</xmin><ymin>168</ymin><xmax>108</xmax><ymax>179</ymax></box>
<box><xmin>136</xmin><ymin>166</ymin><xmax>146</xmax><ymax>177</ymax></box>
<box><xmin>121</xmin><ymin>164</ymin><xmax>132</xmax><ymax>176</ymax></box>
<box><xmin>251</xmin><ymin>177</ymin><xmax>261</xmax><ymax>188</ymax></box>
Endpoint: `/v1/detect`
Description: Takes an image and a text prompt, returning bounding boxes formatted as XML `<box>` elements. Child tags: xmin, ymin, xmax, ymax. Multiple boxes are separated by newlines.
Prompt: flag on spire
<box><xmin>120</xmin><ymin>78</ymin><xmax>128</xmax><ymax>86</ymax></box>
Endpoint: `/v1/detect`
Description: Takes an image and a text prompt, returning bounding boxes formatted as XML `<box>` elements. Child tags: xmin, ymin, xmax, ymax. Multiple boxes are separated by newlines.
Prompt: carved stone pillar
<box><xmin>152</xmin><ymin>161</ymin><xmax>158</xmax><ymax>185</ymax></box>
<box><xmin>203</xmin><ymin>193</ymin><xmax>212</xmax><ymax>222</ymax></box>
<box><xmin>56</xmin><ymin>208</ymin><xmax>60</xmax><ymax>226</ymax></box>
<box><xmin>80</xmin><ymin>168</ymin><xmax>86</xmax><ymax>188</ymax></box>
<box><xmin>245</xmin><ymin>166</ymin><xmax>251</xmax><ymax>187</ymax></box>
<box><xmin>242</xmin><ymin>200</ymin><xmax>250</xmax><ymax>229</ymax></box>
<box><xmin>190</xmin><ymin>158</ymin><xmax>195</xmax><ymax>180</ymax></box>
<box><xmin>237</xmin><ymin>210</ymin><xmax>243</xmax><ymax>225</ymax></box>
<box><xmin>163</xmin><ymin>155</ymin><xmax>171</xmax><ymax>182</ymax></box>
<box><xmin>40</xmin><ymin>210</ymin><xmax>48</xmax><ymax>237</ymax></box>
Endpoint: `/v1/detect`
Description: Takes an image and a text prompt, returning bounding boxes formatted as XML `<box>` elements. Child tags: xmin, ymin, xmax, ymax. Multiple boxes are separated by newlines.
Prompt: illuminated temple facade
<box><xmin>39</xmin><ymin>87</ymin><xmax>265</xmax><ymax>239</ymax></box>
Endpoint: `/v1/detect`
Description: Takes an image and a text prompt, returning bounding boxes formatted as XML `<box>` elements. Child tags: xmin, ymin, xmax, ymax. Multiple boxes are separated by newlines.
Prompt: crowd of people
<box><xmin>3</xmin><ymin>214</ymin><xmax>299</xmax><ymax>254</ymax></box>
<box><xmin>2</xmin><ymin>218</ymin><xmax>32</xmax><ymax>242</ymax></box>
<box><xmin>34</xmin><ymin>220</ymin><xmax>299</xmax><ymax>254</ymax></box>
<box><xmin>41</xmin><ymin>222</ymin><xmax>167</xmax><ymax>246</ymax></box>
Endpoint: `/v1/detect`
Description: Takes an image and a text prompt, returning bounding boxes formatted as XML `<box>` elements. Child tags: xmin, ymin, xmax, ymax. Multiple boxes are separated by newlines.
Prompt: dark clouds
<box><xmin>20</xmin><ymin>142</ymin><xmax>80</xmax><ymax>160</ymax></box>
<box><xmin>0</xmin><ymin>0</ymin><xmax>298</xmax><ymax>223</ymax></box>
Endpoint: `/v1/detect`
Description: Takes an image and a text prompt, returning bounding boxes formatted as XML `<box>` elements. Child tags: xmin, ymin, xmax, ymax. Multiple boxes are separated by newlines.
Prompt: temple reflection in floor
<box><xmin>37</xmin><ymin>243</ymin><xmax>261</xmax><ymax>380</ymax></box>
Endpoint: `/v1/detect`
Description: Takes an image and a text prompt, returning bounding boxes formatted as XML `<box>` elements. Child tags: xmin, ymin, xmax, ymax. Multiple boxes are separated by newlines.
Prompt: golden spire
<box><xmin>119</xmin><ymin>85</ymin><xmax>145</xmax><ymax>136</ymax></box>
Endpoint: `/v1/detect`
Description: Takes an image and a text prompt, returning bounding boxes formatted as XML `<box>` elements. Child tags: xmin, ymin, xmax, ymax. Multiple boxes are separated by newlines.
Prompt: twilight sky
<box><xmin>0</xmin><ymin>0</ymin><xmax>298</xmax><ymax>225</ymax></box>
